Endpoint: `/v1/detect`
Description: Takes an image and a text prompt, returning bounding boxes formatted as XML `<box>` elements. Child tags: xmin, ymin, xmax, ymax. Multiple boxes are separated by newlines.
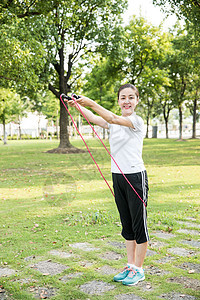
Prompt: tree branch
<box><xmin>48</xmin><ymin>83</ymin><xmax>60</xmax><ymax>98</ymax></box>
<box><xmin>53</xmin><ymin>62</ymin><xmax>61</xmax><ymax>75</ymax></box>
<box><xmin>17</xmin><ymin>11</ymin><xmax>41</xmax><ymax>18</ymax></box>
<box><xmin>1</xmin><ymin>0</ymin><xmax>14</xmax><ymax>9</ymax></box>
<box><xmin>65</xmin><ymin>54</ymin><xmax>73</xmax><ymax>83</ymax></box>
<box><xmin>0</xmin><ymin>75</ymin><xmax>13</xmax><ymax>81</ymax></box>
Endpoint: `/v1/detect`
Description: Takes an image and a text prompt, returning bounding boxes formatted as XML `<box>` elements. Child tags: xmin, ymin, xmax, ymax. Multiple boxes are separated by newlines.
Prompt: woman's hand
<box><xmin>73</xmin><ymin>95</ymin><xmax>93</xmax><ymax>107</ymax></box>
<box><xmin>66</xmin><ymin>100</ymin><xmax>76</xmax><ymax>107</ymax></box>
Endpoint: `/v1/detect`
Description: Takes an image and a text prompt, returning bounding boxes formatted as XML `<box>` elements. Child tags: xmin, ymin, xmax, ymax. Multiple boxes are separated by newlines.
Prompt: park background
<box><xmin>0</xmin><ymin>0</ymin><xmax>200</xmax><ymax>144</ymax></box>
<box><xmin>0</xmin><ymin>0</ymin><xmax>200</xmax><ymax>299</ymax></box>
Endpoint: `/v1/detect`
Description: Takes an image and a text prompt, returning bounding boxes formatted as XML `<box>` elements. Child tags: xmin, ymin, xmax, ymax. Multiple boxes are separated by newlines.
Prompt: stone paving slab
<box><xmin>115</xmin><ymin>293</ymin><xmax>144</xmax><ymax>300</ymax></box>
<box><xmin>70</xmin><ymin>242</ymin><xmax>100</xmax><ymax>251</ymax></box>
<box><xmin>136</xmin><ymin>280</ymin><xmax>153</xmax><ymax>291</ymax></box>
<box><xmin>29</xmin><ymin>260</ymin><xmax>69</xmax><ymax>275</ymax></box>
<box><xmin>10</xmin><ymin>277</ymin><xmax>38</xmax><ymax>285</ymax></box>
<box><xmin>59</xmin><ymin>272</ymin><xmax>83</xmax><ymax>282</ymax></box>
<box><xmin>167</xmin><ymin>247</ymin><xmax>195</xmax><ymax>257</ymax></box>
<box><xmin>180</xmin><ymin>240</ymin><xmax>200</xmax><ymax>248</ymax></box>
<box><xmin>186</xmin><ymin>217</ymin><xmax>197</xmax><ymax>221</ymax></box>
<box><xmin>176</xmin><ymin>229</ymin><xmax>200</xmax><ymax>235</ymax></box>
<box><xmin>176</xmin><ymin>221</ymin><xmax>200</xmax><ymax>229</ymax></box>
<box><xmin>0</xmin><ymin>288</ymin><xmax>13</xmax><ymax>300</ymax></box>
<box><xmin>149</xmin><ymin>240</ymin><xmax>167</xmax><ymax>249</ymax></box>
<box><xmin>79</xmin><ymin>280</ymin><xmax>115</xmax><ymax>295</ymax></box>
<box><xmin>24</xmin><ymin>255</ymin><xmax>36</xmax><ymax>262</ymax></box>
<box><xmin>0</xmin><ymin>267</ymin><xmax>16</xmax><ymax>277</ymax></box>
<box><xmin>159</xmin><ymin>292</ymin><xmax>197</xmax><ymax>299</ymax></box>
<box><xmin>144</xmin><ymin>265</ymin><xmax>170</xmax><ymax>276</ymax></box>
<box><xmin>79</xmin><ymin>261</ymin><xmax>94</xmax><ymax>268</ymax></box>
<box><xmin>28</xmin><ymin>286</ymin><xmax>57</xmax><ymax>299</ymax></box>
<box><xmin>100</xmin><ymin>251</ymin><xmax>123</xmax><ymax>260</ymax></box>
<box><xmin>49</xmin><ymin>249</ymin><xmax>73</xmax><ymax>258</ymax></box>
<box><xmin>155</xmin><ymin>255</ymin><xmax>176</xmax><ymax>264</ymax></box>
<box><xmin>177</xmin><ymin>262</ymin><xmax>200</xmax><ymax>273</ymax></box>
<box><xmin>168</xmin><ymin>277</ymin><xmax>200</xmax><ymax>290</ymax></box>
<box><xmin>108</xmin><ymin>241</ymin><xmax>126</xmax><ymax>249</ymax></box>
<box><xmin>146</xmin><ymin>249</ymin><xmax>157</xmax><ymax>256</ymax></box>
<box><xmin>151</xmin><ymin>231</ymin><xmax>176</xmax><ymax>239</ymax></box>
<box><xmin>96</xmin><ymin>265</ymin><xmax>119</xmax><ymax>275</ymax></box>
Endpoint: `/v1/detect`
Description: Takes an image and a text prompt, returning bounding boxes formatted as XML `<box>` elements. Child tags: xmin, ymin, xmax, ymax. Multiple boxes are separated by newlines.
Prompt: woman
<box><xmin>66</xmin><ymin>83</ymin><xmax>149</xmax><ymax>286</ymax></box>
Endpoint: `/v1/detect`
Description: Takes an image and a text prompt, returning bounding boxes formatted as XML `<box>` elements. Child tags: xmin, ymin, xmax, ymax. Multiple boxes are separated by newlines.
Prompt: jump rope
<box><xmin>60</xmin><ymin>93</ymin><xmax>146</xmax><ymax>207</ymax></box>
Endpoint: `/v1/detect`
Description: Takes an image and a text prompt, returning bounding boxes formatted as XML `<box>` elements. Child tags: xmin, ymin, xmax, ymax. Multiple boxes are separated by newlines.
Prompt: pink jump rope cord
<box><xmin>60</xmin><ymin>95</ymin><xmax>146</xmax><ymax>207</ymax></box>
<box><xmin>60</xmin><ymin>95</ymin><xmax>114</xmax><ymax>197</ymax></box>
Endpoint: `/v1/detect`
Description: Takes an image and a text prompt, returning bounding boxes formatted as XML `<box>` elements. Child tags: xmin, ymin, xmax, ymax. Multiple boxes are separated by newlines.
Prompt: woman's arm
<box><xmin>75</xmin><ymin>96</ymin><xmax>134</xmax><ymax>128</ymax></box>
<box><xmin>67</xmin><ymin>99</ymin><xmax>108</xmax><ymax>129</ymax></box>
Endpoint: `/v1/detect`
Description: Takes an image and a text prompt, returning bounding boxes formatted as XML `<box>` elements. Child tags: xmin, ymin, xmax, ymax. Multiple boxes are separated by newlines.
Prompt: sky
<box><xmin>123</xmin><ymin>0</ymin><xmax>178</xmax><ymax>30</ymax></box>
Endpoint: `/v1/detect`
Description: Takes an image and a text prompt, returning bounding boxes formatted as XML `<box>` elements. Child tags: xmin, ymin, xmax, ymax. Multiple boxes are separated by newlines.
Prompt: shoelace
<box><xmin>121</xmin><ymin>266</ymin><xmax>130</xmax><ymax>273</ymax></box>
<box><xmin>127</xmin><ymin>268</ymin><xmax>137</xmax><ymax>278</ymax></box>
<box><xmin>121</xmin><ymin>266</ymin><xmax>134</xmax><ymax>274</ymax></box>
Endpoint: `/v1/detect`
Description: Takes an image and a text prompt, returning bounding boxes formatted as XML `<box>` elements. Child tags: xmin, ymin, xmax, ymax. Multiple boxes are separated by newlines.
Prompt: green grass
<box><xmin>0</xmin><ymin>138</ymin><xmax>200</xmax><ymax>299</ymax></box>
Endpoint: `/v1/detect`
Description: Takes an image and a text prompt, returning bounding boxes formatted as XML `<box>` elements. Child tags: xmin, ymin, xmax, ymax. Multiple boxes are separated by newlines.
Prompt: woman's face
<box><xmin>118</xmin><ymin>87</ymin><xmax>139</xmax><ymax>117</ymax></box>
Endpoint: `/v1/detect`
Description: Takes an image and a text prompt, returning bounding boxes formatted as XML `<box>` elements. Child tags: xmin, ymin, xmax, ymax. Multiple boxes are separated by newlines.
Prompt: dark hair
<box><xmin>118</xmin><ymin>83</ymin><xmax>139</xmax><ymax>99</ymax></box>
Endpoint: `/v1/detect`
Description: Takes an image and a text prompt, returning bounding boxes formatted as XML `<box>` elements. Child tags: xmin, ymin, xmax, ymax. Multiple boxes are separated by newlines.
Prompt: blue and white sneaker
<box><xmin>113</xmin><ymin>266</ymin><xmax>132</xmax><ymax>282</ymax></box>
<box><xmin>122</xmin><ymin>268</ymin><xmax>145</xmax><ymax>286</ymax></box>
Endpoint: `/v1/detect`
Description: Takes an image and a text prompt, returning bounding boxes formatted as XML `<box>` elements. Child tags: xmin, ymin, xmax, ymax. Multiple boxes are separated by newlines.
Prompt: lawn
<box><xmin>0</xmin><ymin>138</ymin><xmax>199</xmax><ymax>299</ymax></box>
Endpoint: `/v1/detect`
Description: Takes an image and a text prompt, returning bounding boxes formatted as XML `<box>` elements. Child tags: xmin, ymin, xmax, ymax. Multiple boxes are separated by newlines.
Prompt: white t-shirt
<box><xmin>108</xmin><ymin>112</ymin><xmax>146</xmax><ymax>174</ymax></box>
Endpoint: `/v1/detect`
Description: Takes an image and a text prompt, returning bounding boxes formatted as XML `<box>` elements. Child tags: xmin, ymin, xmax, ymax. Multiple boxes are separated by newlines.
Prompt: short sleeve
<box><xmin>126</xmin><ymin>115</ymin><xmax>144</xmax><ymax>132</ymax></box>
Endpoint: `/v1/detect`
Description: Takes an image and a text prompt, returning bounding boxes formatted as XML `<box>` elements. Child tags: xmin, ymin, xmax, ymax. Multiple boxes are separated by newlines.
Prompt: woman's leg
<box><xmin>126</xmin><ymin>240</ymin><xmax>136</xmax><ymax>264</ymax></box>
<box><xmin>126</xmin><ymin>240</ymin><xmax>148</xmax><ymax>268</ymax></box>
<box><xmin>135</xmin><ymin>241</ymin><xmax>148</xmax><ymax>268</ymax></box>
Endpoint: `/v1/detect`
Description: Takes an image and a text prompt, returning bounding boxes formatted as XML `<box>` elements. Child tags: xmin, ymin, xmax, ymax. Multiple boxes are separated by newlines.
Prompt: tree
<box><xmin>157</xmin><ymin>88</ymin><xmax>174</xmax><ymax>138</ymax></box>
<box><xmin>82</xmin><ymin>57</ymin><xmax>120</xmax><ymax>138</ymax></box>
<box><xmin>1</xmin><ymin>0</ymin><xmax>128</xmax><ymax>152</ymax></box>
<box><xmin>185</xmin><ymin>73</ymin><xmax>200</xmax><ymax>138</ymax></box>
<box><xmin>0</xmin><ymin>88</ymin><xmax>23</xmax><ymax>144</ymax></box>
<box><xmin>120</xmin><ymin>17</ymin><xmax>172</xmax><ymax>137</ymax></box>
<box><xmin>153</xmin><ymin>0</ymin><xmax>200</xmax><ymax>35</ymax></box>
<box><xmin>0</xmin><ymin>18</ymin><xmax>48</xmax><ymax>96</ymax></box>
<box><xmin>166</xmin><ymin>25</ymin><xmax>199</xmax><ymax>139</ymax></box>
<box><xmin>121</xmin><ymin>16</ymin><xmax>170</xmax><ymax>85</ymax></box>
<box><xmin>41</xmin><ymin>91</ymin><xmax>60</xmax><ymax>139</ymax></box>
<box><xmin>138</xmin><ymin>67</ymin><xmax>170</xmax><ymax>138</ymax></box>
<box><xmin>182</xmin><ymin>26</ymin><xmax>200</xmax><ymax>139</ymax></box>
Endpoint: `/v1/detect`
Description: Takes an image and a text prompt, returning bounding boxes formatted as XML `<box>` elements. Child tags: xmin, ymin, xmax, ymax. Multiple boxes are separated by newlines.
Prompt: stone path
<box><xmin>0</xmin><ymin>224</ymin><xmax>200</xmax><ymax>299</ymax></box>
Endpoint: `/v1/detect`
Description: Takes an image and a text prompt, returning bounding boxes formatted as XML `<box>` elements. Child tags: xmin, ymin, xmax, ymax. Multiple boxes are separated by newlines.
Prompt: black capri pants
<box><xmin>112</xmin><ymin>171</ymin><xmax>149</xmax><ymax>244</ymax></box>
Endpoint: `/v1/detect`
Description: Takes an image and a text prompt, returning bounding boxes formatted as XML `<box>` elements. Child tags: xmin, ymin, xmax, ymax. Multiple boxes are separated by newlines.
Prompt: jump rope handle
<box><xmin>60</xmin><ymin>93</ymin><xmax>80</xmax><ymax>101</ymax></box>
<box><xmin>72</xmin><ymin>93</ymin><xmax>81</xmax><ymax>100</ymax></box>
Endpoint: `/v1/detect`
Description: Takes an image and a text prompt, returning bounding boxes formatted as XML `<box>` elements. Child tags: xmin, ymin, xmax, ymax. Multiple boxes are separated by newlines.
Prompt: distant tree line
<box><xmin>0</xmin><ymin>0</ymin><xmax>199</xmax><ymax>146</ymax></box>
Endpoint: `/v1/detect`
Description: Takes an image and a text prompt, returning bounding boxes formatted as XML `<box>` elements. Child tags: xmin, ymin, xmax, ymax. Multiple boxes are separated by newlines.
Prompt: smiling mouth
<box><xmin>123</xmin><ymin>105</ymin><xmax>131</xmax><ymax>109</ymax></box>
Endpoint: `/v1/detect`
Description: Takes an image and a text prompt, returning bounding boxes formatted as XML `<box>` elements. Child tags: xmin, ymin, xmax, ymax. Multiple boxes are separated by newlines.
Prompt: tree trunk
<box><xmin>165</xmin><ymin>119</ymin><xmax>169</xmax><ymax>139</ymax></box>
<box><xmin>163</xmin><ymin>101</ymin><xmax>170</xmax><ymax>139</ymax></box>
<box><xmin>145</xmin><ymin>101</ymin><xmax>150</xmax><ymax>138</ymax></box>
<box><xmin>3</xmin><ymin>119</ymin><xmax>7</xmax><ymax>145</ymax></box>
<box><xmin>56</xmin><ymin>110</ymin><xmax>59</xmax><ymax>139</ymax></box>
<box><xmin>146</xmin><ymin>115</ymin><xmax>149</xmax><ymax>138</ymax></box>
<box><xmin>38</xmin><ymin>114</ymin><xmax>41</xmax><ymax>138</ymax></box>
<box><xmin>192</xmin><ymin>97</ymin><xmax>197</xmax><ymax>139</ymax></box>
<box><xmin>58</xmin><ymin>45</ymin><xmax>71</xmax><ymax>148</ymax></box>
<box><xmin>10</xmin><ymin>123</ymin><xmax>13</xmax><ymax>138</ymax></box>
<box><xmin>47</xmin><ymin>38</ymin><xmax>84</xmax><ymax>153</ymax></box>
<box><xmin>59</xmin><ymin>99</ymin><xmax>71</xmax><ymax>147</ymax></box>
<box><xmin>178</xmin><ymin>105</ymin><xmax>183</xmax><ymax>140</ymax></box>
